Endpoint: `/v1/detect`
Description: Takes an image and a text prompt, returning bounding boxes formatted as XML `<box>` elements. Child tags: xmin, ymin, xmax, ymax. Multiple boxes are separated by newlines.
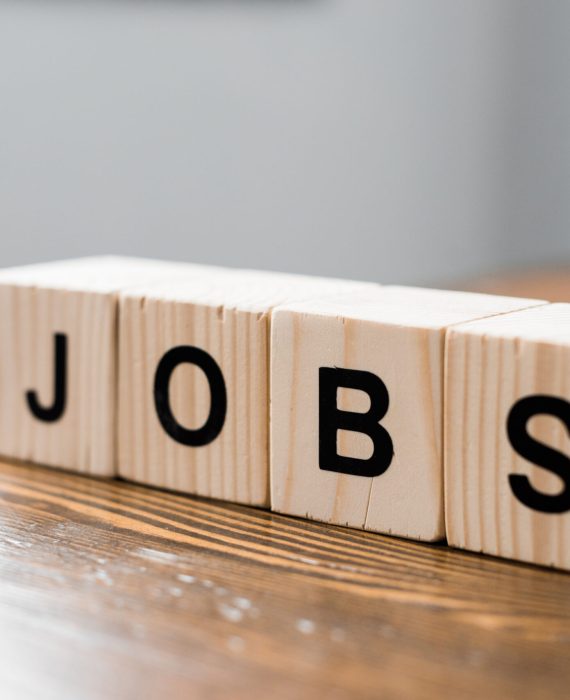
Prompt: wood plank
<box><xmin>445</xmin><ymin>302</ymin><xmax>570</xmax><ymax>569</ymax></box>
<box><xmin>0</xmin><ymin>458</ymin><xmax>569</xmax><ymax>700</ymax></box>
<box><xmin>271</xmin><ymin>287</ymin><xmax>544</xmax><ymax>541</ymax></box>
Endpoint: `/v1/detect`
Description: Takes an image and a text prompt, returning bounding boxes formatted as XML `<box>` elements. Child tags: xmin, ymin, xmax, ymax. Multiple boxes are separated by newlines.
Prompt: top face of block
<box><xmin>447</xmin><ymin>302</ymin><xmax>570</xmax><ymax>344</ymax></box>
<box><xmin>0</xmin><ymin>256</ymin><xmax>221</xmax><ymax>294</ymax></box>
<box><xmin>119</xmin><ymin>267</ymin><xmax>379</xmax><ymax>313</ymax></box>
<box><xmin>275</xmin><ymin>285</ymin><xmax>545</xmax><ymax>329</ymax></box>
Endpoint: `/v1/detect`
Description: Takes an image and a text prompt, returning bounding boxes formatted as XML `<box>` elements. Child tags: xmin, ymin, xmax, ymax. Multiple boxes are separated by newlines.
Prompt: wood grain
<box><xmin>1</xmin><ymin>458</ymin><xmax>570</xmax><ymax>700</ymax></box>
<box><xmin>445</xmin><ymin>303</ymin><xmax>570</xmax><ymax>569</ymax></box>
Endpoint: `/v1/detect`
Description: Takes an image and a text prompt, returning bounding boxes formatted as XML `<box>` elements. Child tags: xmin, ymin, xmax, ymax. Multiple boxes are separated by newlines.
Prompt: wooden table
<box><xmin>1</xmin><ymin>268</ymin><xmax>570</xmax><ymax>699</ymax></box>
<box><xmin>455</xmin><ymin>266</ymin><xmax>570</xmax><ymax>303</ymax></box>
<box><xmin>2</xmin><ymin>459</ymin><xmax>570</xmax><ymax>700</ymax></box>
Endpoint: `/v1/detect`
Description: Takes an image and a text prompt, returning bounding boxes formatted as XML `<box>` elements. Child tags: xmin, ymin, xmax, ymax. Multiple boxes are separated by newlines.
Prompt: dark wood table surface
<box><xmin>1</xmin><ymin>267</ymin><xmax>570</xmax><ymax>700</ymax></box>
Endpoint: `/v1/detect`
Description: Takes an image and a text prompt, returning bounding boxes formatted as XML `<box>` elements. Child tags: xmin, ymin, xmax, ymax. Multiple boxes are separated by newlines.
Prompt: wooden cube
<box><xmin>0</xmin><ymin>256</ymin><xmax>204</xmax><ymax>476</ymax></box>
<box><xmin>118</xmin><ymin>269</ymin><xmax>375</xmax><ymax>506</ymax></box>
<box><xmin>445</xmin><ymin>302</ymin><xmax>570</xmax><ymax>569</ymax></box>
<box><xmin>270</xmin><ymin>287</ymin><xmax>543</xmax><ymax>541</ymax></box>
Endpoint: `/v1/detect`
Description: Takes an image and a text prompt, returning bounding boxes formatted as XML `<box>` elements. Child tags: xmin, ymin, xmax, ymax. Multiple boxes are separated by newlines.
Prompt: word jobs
<box><xmin>25</xmin><ymin>330</ymin><xmax>570</xmax><ymax>515</ymax></box>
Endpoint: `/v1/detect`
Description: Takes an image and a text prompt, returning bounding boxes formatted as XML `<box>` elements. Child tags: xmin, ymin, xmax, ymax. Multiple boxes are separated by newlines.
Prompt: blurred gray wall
<box><xmin>0</xmin><ymin>1</ymin><xmax>569</xmax><ymax>284</ymax></box>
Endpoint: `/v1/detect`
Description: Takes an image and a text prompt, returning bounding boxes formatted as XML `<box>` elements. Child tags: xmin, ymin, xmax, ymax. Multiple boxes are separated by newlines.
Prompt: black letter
<box><xmin>319</xmin><ymin>367</ymin><xmax>393</xmax><ymax>477</ymax></box>
<box><xmin>26</xmin><ymin>332</ymin><xmax>67</xmax><ymax>423</ymax></box>
<box><xmin>154</xmin><ymin>346</ymin><xmax>226</xmax><ymax>446</ymax></box>
<box><xmin>506</xmin><ymin>395</ymin><xmax>570</xmax><ymax>514</ymax></box>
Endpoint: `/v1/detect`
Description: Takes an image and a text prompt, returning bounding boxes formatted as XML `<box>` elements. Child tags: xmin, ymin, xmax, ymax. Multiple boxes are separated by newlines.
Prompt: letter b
<box><xmin>319</xmin><ymin>367</ymin><xmax>393</xmax><ymax>477</ymax></box>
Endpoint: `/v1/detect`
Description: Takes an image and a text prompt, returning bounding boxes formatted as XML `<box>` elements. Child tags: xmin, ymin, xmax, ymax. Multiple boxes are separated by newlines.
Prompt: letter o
<box><xmin>153</xmin><ymin>346</ymin><xmax>227</xmax><ymax>446</ymax></box>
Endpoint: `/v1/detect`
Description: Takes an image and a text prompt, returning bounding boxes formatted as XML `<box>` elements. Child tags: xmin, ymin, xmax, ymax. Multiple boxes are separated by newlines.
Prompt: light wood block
<box><xmin>445</xmin><ymin>302</ymin><xmax>570</xmax><ymax>569</ymax></box>
<box><xmin>271</xmin><ymin>287</ymin><xmax>544</xmax><ymax>541</ymax></box>
<box><xmin>118</xmin><ymin>269</ymin><xmax>376</xmax><ymax>506</ymax></box>
<box><xmin>0</xmin><ymin>256</ymin><xmax>205</xmax><ymax>476</ymax></box>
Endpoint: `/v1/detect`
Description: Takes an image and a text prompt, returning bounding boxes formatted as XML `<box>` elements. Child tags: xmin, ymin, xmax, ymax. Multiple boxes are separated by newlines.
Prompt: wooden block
<box><xmin>0</xmin><ymin>256</ymin><xmax>207</xmax><ymax>476</ymax></box>
<box><xmin>118</xmin><ymin>269</ymin><xmax>376</xmax><ymax>505</ymax></box>
<box><xmin>445</xmin><ymin>302</ymin><xmax>570</xmax><ymax>569</ymax></box>
<box><xmin>270</xmin><ymin>287</ymin><xmax>544</xmax><ymax>541</ymax></box>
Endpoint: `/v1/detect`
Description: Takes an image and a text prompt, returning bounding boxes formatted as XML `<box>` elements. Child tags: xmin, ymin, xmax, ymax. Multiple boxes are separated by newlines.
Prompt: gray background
<box><xmin>1</xmin><ymin>1</ymin><xmax>569</xmax><ymax>285</ymax></box>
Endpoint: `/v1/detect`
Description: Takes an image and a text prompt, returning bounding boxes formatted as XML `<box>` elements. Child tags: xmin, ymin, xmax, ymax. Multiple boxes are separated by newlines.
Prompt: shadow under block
<box><xmin>445</xmin><ymin>302</ymin><xmax>570</xmax><ymax>570</ymax></box>
<box><xmin>0</xmin><ymin>256</ymin><xmax>206</xmax><ymax>476</ymax></box>
<box><xmin>270</xmin><ymin>287</ymin><xmax>545</xmax><ymax>541</ymax></box>
<box><xmin>118</xmin><ymin>270</ymin><xmax>377</xmax><ymax>506</ymax></box>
